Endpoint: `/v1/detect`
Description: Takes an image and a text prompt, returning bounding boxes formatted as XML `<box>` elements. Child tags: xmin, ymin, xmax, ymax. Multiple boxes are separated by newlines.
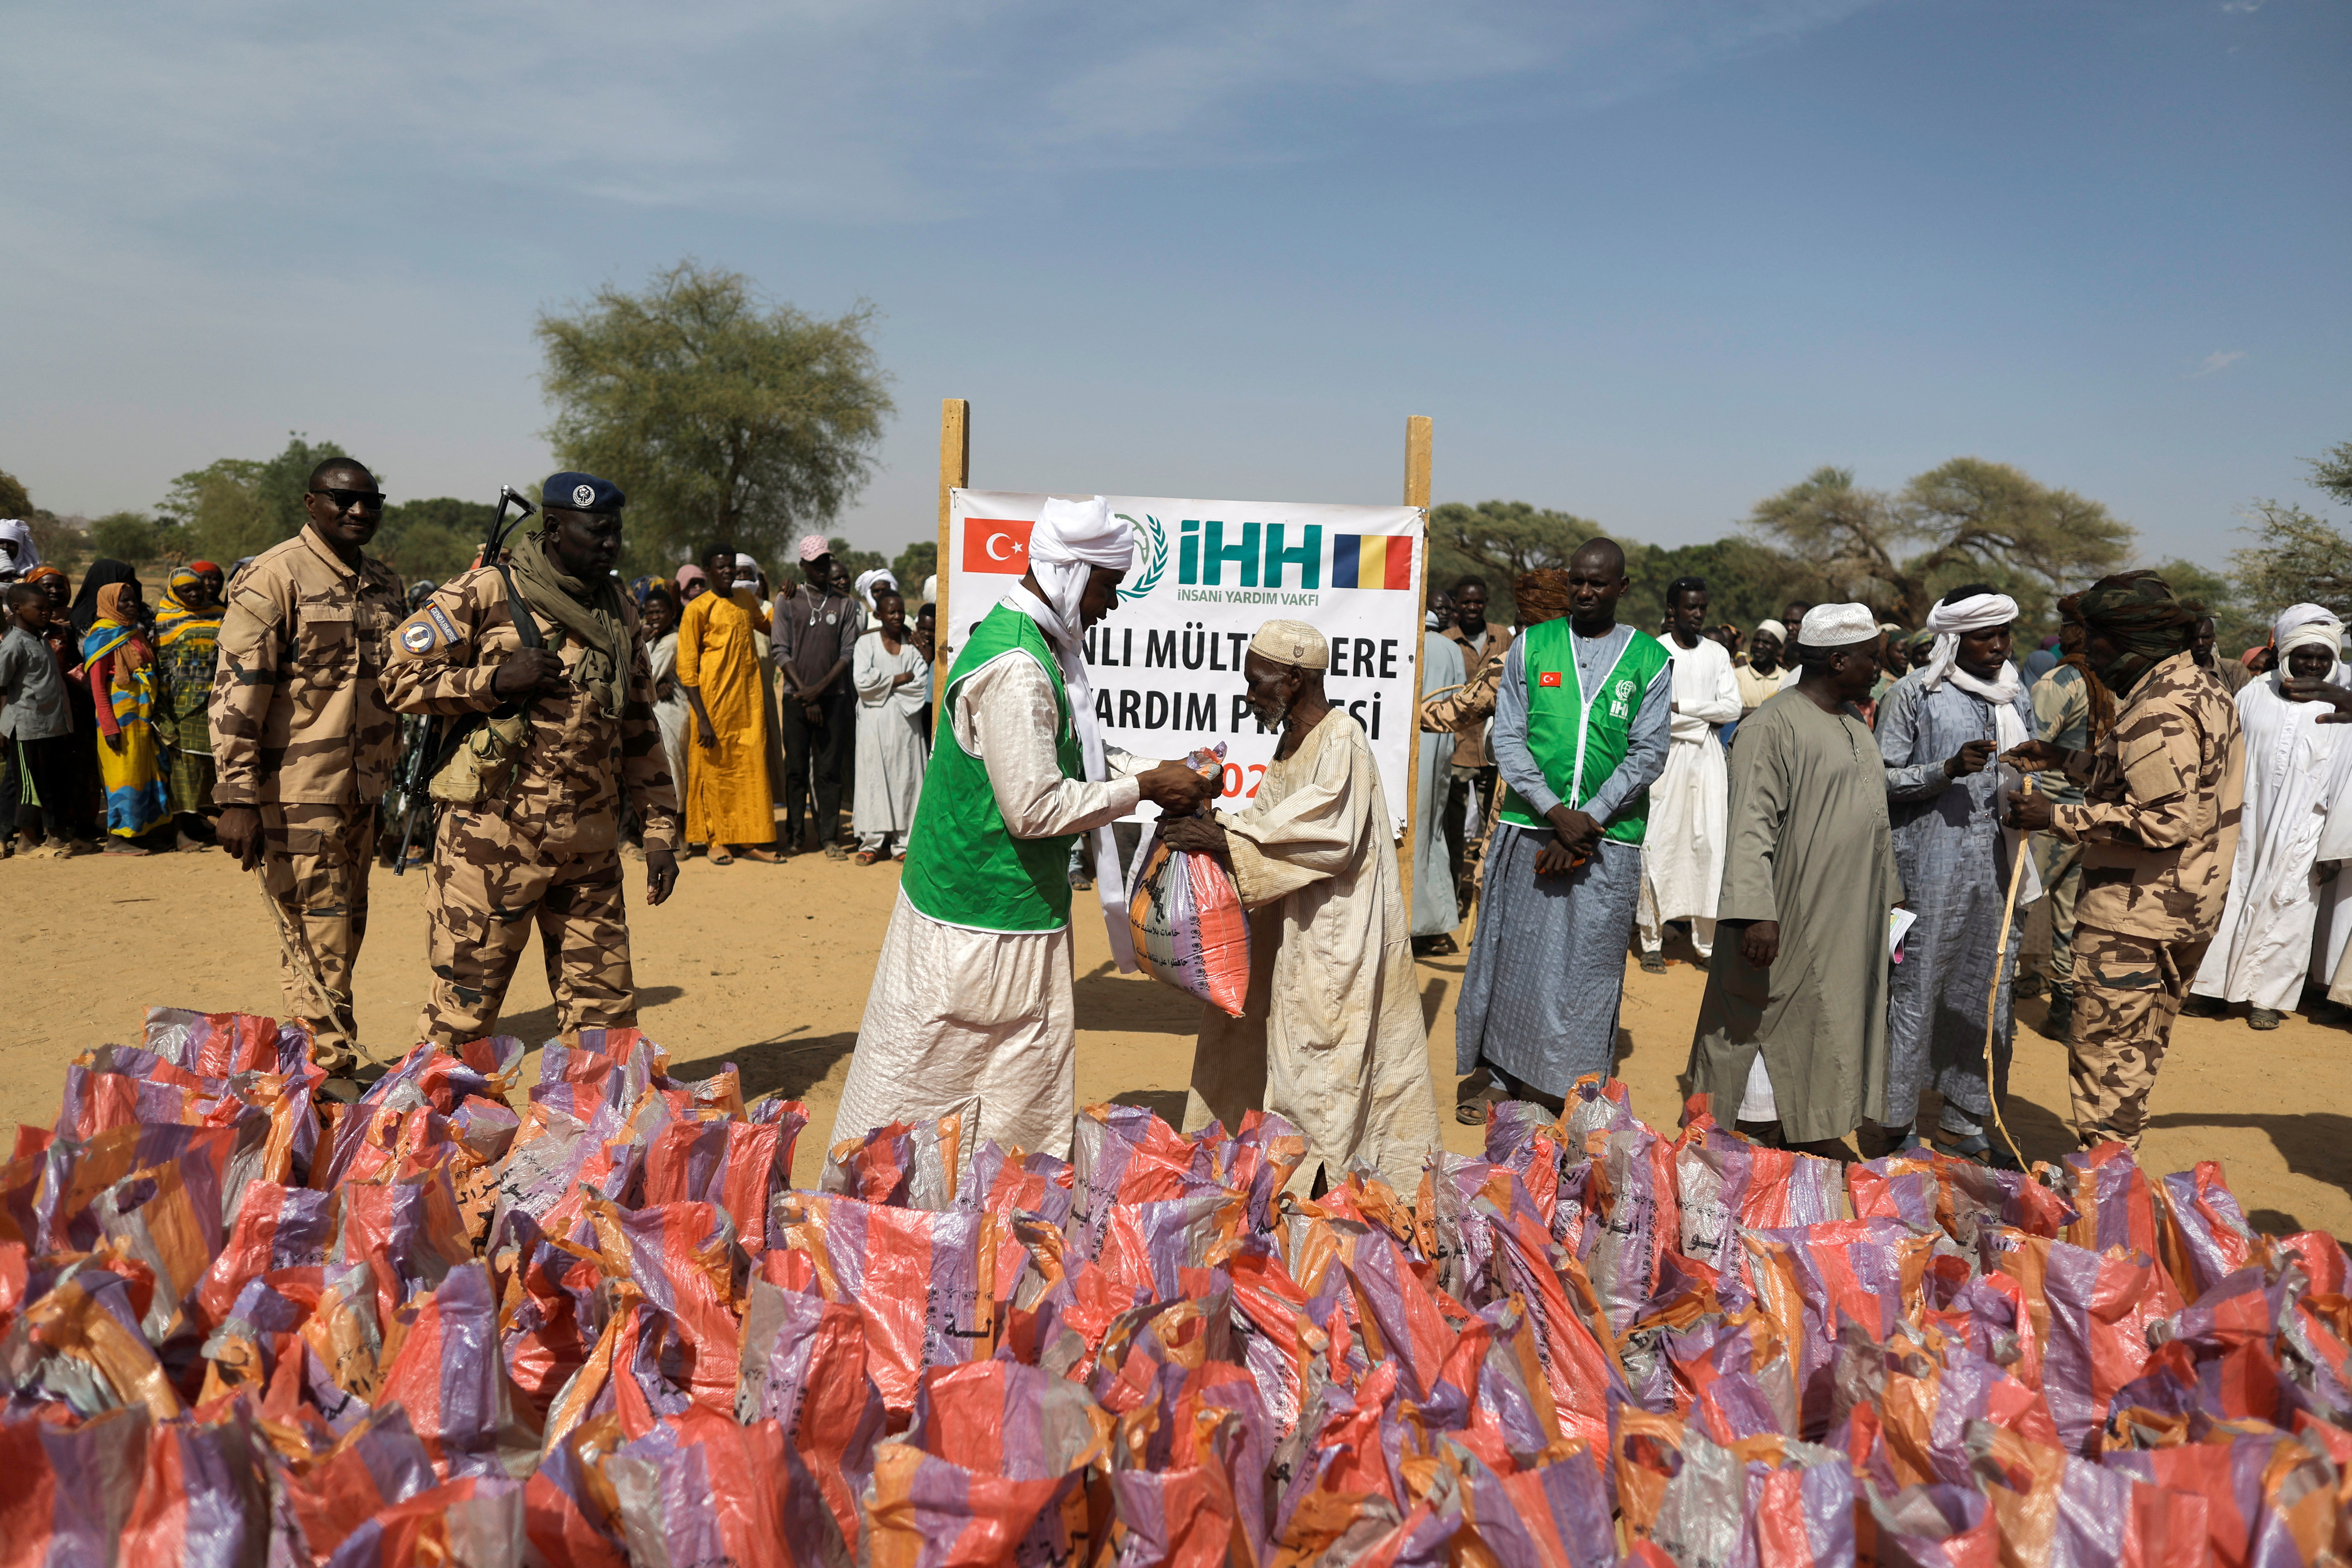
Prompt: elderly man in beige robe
<box><xmin>1165</xmin><ymin>618</ymin><xmax>1443</xmax><ymax>1196</ymax></box>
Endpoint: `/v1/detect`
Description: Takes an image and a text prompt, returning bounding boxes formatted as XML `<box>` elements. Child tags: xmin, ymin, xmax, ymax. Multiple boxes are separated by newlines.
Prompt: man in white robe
<box><xmin>828</xmin><ymin>498</ymin><xmax>1215</xmax><ymax>1160</ymax></box>
<box><xmin>1167</xmin><ymin>619</ymin><xmax>1443</xmax><ymax>1196</ymax></box>
<box><xmin>850</xmin><ymin>586</ymin><xmax>929</xmax><ymax>861</ymax></box>
<box><xmin>2188</xmin><ymin>605</ymin><xmax>2352</xmax><ymax>1028</ymax></box>
<box><xmin>1638</xmin><ymin>575</ymin><xmax>1742</xmax><ymax>970</ymax></box>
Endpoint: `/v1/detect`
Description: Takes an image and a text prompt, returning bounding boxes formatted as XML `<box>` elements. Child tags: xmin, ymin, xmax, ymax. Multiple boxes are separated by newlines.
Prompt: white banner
<box><xmin>946</xmin><ymin>491</ymin><xmax>1426</xmax><ymax>832</ymax></box>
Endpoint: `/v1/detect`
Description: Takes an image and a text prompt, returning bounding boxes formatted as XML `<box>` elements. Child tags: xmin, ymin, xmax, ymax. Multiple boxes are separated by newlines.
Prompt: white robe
<box><xmin>1639</xmin><ymin>635</ymin><xmax>1742</xmax><ymax>951</ymax></box>
<box><xmin>851</xmin><ymin>631</ymin><xmax>929</xmax><ymax>849</ymax></box>
<box><xmin>2191</xmin><ymin>670</ymin><xmax>2352</xmax><ymax>1011</ymax></box>
<box><xmin>1181</xmin><ymin>709</ymin><xmax>1443</xmax><ymax>1196</ymax></box>
<box><xmin>646</xmin><ymin>631</ymin><xmax>691</xmax><ymax>814</ymax></box>
<box><xmin>830</xmin><ymin>653</ymin><xmax>1140</xmax><ymax>1163</ymax></box>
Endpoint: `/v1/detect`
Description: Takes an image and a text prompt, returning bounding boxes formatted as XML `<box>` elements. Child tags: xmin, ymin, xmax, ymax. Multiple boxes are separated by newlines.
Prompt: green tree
<box><xmin>826</xmin><ymin>535</ymin><xmax>887</xmax><ymax>581</ymax></box>
<box><xmin>1749</xmin><ymin>459</ymin><xmax>2133</xmax><ymax>630</ymax></box>
<box><xmin>1625</xmin><ymin>536</ymin><xmax>1822</xmax><ymax>638</ymax></box>
<box><xmin>1428</xmin><ymin>499</ymin><xmax>1610</xmax><ymax>624</ymax></box>
<box><xmin>536</xmin><ymin>260</ymin><xmax>894</xmax><ymax>579</ymax></box>
<box><xmin>892</xmin><ymin>538</ymin><xmax>937</xmax><ymax>599</ymax></box>
<box><xmin>2228</xmin><ymin>438</ymin><xmax>2352</xmax><ymax>626</ymax></box>
<box><xmin>375</xmin><ymin>497</ymin><xmax>499</xmax><ymax>584</ymax></box>
<box><xmin>87</xmin><ymin>511</ymin><xmax>178</xmax><ymax>565</ymax></box>
<box><xmin>162</xmin><ymin>434</ymin><xmax>351</xmax><ymax>565</ymax></box>
<box><xmin>0</xmin><ymin>468</ymin><xmax>30</xmax><ymax>519</ymax></box>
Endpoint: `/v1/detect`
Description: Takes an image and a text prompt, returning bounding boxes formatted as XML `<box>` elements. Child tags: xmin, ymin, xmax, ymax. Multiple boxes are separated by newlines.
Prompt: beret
<box><xmin>544</xmin><ymin>471</ymin><xmax>626</xmax><ymax>512</ymax></box>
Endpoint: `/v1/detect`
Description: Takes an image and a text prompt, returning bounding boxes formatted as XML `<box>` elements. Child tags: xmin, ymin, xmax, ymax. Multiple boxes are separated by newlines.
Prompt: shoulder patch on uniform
<box><xmin>427</xmin><ymin>603</ymin><xmax>459</xmax><ymax>643</ymax></box>
<box><xmin>400</xmin><ymin>620</ymin><xmax>436</xmax><ymax>653</ymax></box>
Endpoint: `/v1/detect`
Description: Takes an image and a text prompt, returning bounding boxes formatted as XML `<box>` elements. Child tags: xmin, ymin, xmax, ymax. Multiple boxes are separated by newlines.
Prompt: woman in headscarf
<box><xmin>2190</xmin><ymin>605</ymin><xmax>2352</xmax><ymax>1029</ymax></box>
<box><xmin>153</xmin><ymin>562</ymin><xmax>225</xmax><ymax>840</ymax></box>
<box><xmin>640</xmin><ymin>585</ymin><xmax>693</xmax><ymax>838</ymax></box>
<box><xmin>71</xmin><ymin>558</ymin><xmax>139</xmax><ymax>636</ymax></box>
<box><xmin>81</xmin><ymin>578</ymin><xmax>171</xmax><ymax>849</ymax></box>
<box><xmin>674</xmin><ymin>563</ymin><xmax>709</xmax><ymax>605</ymax></box>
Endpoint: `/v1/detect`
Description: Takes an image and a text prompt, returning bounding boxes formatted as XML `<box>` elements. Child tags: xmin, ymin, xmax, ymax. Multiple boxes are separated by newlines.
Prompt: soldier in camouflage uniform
<box><xmin>382</xmin><ymin>472</ymin><xmax>679</xmax><ymax>1050</ymax></box>
<box><xmin>209</xmin><ymin>457</ymin><xmax>406</xmax><ymax>1081</ymax></box>
<box><xmin>2007</xmin><ymin>571</ymin><xmax>2244</xmax><ymax>1150</ymax></box>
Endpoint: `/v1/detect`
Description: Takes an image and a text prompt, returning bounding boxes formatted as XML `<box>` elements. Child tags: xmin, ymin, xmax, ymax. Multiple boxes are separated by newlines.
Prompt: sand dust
<box><xmin>5</xmin><ymin>844</ymin><xmax>2345</xmax><ymax>1235</ymax></box>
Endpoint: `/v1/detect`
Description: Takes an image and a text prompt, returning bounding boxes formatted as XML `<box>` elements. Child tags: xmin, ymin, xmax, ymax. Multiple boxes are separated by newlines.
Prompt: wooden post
<box><xmin>934</xmin><ymin>399</ymin><xmax>969</xmax><ymax>736</ymax></box>
<box><xmin>1399</xmin><ymin>415</ymin><xmax>1432</xmax><ymax>921</ymax></box>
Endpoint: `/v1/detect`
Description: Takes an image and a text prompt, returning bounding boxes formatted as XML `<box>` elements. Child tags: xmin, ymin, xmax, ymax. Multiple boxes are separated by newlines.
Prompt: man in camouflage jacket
<box><xmin>209</xmin><ymin>456</ymin><xmax>406</xmax><ymax>1078</ymax></box>
<box><xmin>2008</xmin><ymin>571</ymin><xmax>2244</xmax><ymax>1151</ymax></box>
<box><xmin>383</xmin><ymin>473</ymin><xmax>679</xmax><ymax>1050</ymax></box>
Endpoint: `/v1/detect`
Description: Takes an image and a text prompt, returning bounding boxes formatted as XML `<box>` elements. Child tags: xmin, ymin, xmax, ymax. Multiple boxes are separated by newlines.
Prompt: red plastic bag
<box><xmin>1128</xmin><ymin>815</ymin><xmax>1253</xmax><ymax>1019</ymax></box>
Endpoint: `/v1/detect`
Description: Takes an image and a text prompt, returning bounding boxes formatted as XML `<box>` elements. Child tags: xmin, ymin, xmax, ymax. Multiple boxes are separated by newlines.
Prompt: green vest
<box><xmin>900</xmin><ymin>603</ymin><xmax>1085</xmax><ymax>932</ymax></box>
<box><xmin>1499</xmin><ymin>620</ymin><xmax>1672</xmax><ymax>845</ymax></box>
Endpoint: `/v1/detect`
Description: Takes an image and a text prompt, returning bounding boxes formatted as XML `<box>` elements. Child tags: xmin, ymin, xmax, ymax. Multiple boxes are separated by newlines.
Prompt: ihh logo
<box><xmin>1175</xmin><ymin>520</ymin><xmax>1323</xmax><ymax>589</ymax></box>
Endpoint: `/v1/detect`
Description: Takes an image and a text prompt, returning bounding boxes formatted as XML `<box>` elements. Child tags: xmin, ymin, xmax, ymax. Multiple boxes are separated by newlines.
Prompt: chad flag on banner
<box><xmin>1331</xmin><ymin>533</ymin><xmax>1412</xmax><ymax>591</ymax></box>
<box><xmin>963</xmin><ymin>517</ymin><xmax>1034</xmax><ymax>574</ymax></box>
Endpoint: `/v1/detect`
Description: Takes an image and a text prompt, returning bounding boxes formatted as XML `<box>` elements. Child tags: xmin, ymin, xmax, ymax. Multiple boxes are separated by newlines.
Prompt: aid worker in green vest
<box><xmin>1453</xmin><ymin>539</ymin><xmax>1675</xmax><ymax>1113</ymax></box>
<box><xmin>827</xmin><ymin>496</ymin><xmax>1217</xmax><ymax>1160</ymax></box>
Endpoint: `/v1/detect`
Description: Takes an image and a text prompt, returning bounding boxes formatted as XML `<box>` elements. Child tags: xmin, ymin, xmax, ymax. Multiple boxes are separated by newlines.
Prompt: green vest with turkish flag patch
<box><xmin>1498</xmin><ymin>618</ymin><xmax>1672</xmax><ymax>845</ymax></box>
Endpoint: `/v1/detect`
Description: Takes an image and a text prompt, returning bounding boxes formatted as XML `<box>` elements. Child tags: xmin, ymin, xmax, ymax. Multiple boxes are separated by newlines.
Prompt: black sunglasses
<box><xmin>309</xmin><ymin>487</ymin><xmax>387</xmax><ymax>513</ymax></box>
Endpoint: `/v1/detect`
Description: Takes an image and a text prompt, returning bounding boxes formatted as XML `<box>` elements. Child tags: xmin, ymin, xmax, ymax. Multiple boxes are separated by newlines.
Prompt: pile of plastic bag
<box><xmin>2</xmin><ymin>1006</ymin><xmax>2348</xmax><ymax>1567</ymax></box>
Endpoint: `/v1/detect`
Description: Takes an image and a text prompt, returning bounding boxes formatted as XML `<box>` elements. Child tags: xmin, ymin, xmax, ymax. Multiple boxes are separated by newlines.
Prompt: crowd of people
<box><xmin>3</xmin><ymin>476</ymin><xmax>2342</xmax><ymax>1187</ymax></box>
<box><xmin>1412</xmin><ymin>555</ymin><xmax>2344</xmax><ymax>1171</ymax></box>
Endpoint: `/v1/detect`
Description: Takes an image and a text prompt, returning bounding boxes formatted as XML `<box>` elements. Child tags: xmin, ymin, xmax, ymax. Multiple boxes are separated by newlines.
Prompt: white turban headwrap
<box><xmin>1918</xmin><ymin>590</ymin><xmax>2039</xmax><ymax>904</ymax></box>
<box><xmin>1004</xmin><ymin>495</ymin><xmax>1138</xmax><ymax>968</ymax></box>
<box><xmin>1920</xmin><ymin>591</ymin><xmax>2021</xmax><ymax>699</ymax></box>
<box><xmin>854</xmin><ymin>567</ymin><xmax>898</xmax><ymax>609</ymax></box>
<box><xmin>2274</xmin><ymin>603</ymin><xmax>2343</xmax><ymax>660</ymax></box>
<box><xmin>1248</xmin><ymin>619</ymin><xmax>1329</xmax><ymax>670</ymax></box>
<box><xmin>1795</xmin><ymin>603</ymin><xmax>1880</xmax><ymax>649</ymax></box>
<box><xmin>0</xmin><ymin>520</ymin><xmax>35</xmax><ymax>577</ymax></box>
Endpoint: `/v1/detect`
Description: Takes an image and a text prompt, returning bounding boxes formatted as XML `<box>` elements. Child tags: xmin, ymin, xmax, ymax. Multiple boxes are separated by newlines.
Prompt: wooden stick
<box><xmin>1983</xmin><ymin>774</ymin><xmax>2034</xmax><ymax>1170</ymax></box>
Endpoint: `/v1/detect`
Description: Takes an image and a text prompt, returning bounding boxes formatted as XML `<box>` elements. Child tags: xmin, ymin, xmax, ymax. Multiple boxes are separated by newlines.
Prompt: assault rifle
<box><xmin>391</xmin><ymin>484</ymin><xmax>538</xmax><ymax>873</ymax></box>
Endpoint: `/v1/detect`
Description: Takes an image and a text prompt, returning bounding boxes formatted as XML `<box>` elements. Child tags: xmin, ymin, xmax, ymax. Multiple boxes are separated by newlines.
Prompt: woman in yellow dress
<box><xmin>676</xmin><ymin>551</ymin><xmax>783</xmax><ymax>862</ymax></box>
<box><xmin>80</xmin><ymin>579</ymin><xmax>171</xmax><ymax>852</ymax></box>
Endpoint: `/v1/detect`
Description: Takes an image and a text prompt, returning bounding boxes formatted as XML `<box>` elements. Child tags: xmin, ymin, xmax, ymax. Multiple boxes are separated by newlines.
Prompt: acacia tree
<box><xmin>1748</xmin><ymin>459</ymin><xmax>2133</xmax><ymax>627</ymax></box>
<box><xmin>1427</xmin><ymin>499</ymin><xmax>1609</xmax><ymax>623</ymax></box>
<box><xmin>2229</xmin><ymin>439</ymin><xmax>2352</xmax><ymax>621</ymax></box>
<box><xmin>537</xmin><ymin>262</ymin><xmax>894</xmax><ymax>575</ymax></box>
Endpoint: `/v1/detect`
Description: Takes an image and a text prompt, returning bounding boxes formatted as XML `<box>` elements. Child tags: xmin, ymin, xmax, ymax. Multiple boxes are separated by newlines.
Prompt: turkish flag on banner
<box><xmin>962</xmin><ymin>517</ymin><xmax>1034</xmax><ymax>574</ymax></box>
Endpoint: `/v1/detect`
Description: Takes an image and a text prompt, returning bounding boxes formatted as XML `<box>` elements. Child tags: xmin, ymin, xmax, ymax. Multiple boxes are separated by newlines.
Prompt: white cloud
<box><xmin>2221</xmin><ymin>1</ymin><xmax>2264</xmax><ymax>14</ymax></box>
<box><xmin>2188</xmin><ymin>349</ymin><xmax>2248</xmax><ymax>378</ymax></box>
<box><xmin>1</xmin><ymin>2</ymin><xmax>1888</xmax><ymax>224</ymax></box>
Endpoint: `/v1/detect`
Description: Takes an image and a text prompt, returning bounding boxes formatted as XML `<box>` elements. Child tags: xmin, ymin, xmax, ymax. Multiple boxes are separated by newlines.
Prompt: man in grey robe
<box><xmin>1870</xmin><ymin>586</ymin><xmax>2033</xmax><ymax>1165</ymax></box>
<box><xmin>1688</xmin><ymin>604</ymin><xmax>1905</xmax><ymax>1159</ymax></box>
<box><xmin>1454</xmin><ymin>541</ymin><xmax>1672</xmax><ymax>1113</ymax></box>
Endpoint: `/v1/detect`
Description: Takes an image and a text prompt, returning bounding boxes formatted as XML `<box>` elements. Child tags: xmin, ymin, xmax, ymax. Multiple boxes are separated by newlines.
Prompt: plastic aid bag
<box><xmin>1127</xmin><ymin>745</ymin><xmax>1252</xmax><ymax>1018</ymax></box>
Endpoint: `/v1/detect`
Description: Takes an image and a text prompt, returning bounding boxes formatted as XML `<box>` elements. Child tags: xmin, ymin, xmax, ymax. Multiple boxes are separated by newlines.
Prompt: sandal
<box><xmin>1927</xmin><ymin>1127</ymin><xmax>2024</xmax><ymax>1172</ymax></box>
<box><xmin>854</xmin><ymin>849</ymin><xmax>879</xmax><ymax>866</ymax></box>
<box><xmin>711</xmin><ymin>850</ymin><xmax>735</xmax><ymax>865</ymax></box>
<box><xmin>735</xmin><ymin>847</ymin><xmax>786</xmax><ymax>864</ymax></box>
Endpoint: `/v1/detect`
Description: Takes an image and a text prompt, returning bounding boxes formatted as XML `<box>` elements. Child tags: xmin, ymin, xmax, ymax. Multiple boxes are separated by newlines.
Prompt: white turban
<box><xmin>2275</xmin><ymin>604</ymin><xmax>2343</xmax><ymax>672</ymax></box>
<box><xmin>0</xmin><ymin>520</ymin><xmax>35</xmax><ymax>577</ymax></box>
<box><xmin>1249</xmin><ymin>618</ymin><xmax>1329</xmax><ymax>670</ymax></box>
<box><xmin>1795</xmin><ymin>603</ymin><xmax>1879</xmax><ymax>649</ymax></box>
<box><xmin>1920</xmin><ymin>591</ymin><xmax>2021</xmax><ymax>695</ymax></box>
<box><xmin>1754</xmin><ymin>619</ymin><xmax>1787</xmax><ymax>644</ymax></box>
<box><xmin>1002</xmin><ymin>495</ymin><xmax>1139</xmax><ymax>970</ymax></box>
<box><xmin>854</xmin><ymin>567</ymin><xmax>898</xmax><ymax>608</ymax></box>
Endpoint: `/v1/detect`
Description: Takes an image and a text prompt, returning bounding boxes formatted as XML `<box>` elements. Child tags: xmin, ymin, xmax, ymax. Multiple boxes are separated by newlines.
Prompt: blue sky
<box><xmin>5</xmin><ymin>0</ymin><xmax>2345</xmax><ymax>569</ymax></box>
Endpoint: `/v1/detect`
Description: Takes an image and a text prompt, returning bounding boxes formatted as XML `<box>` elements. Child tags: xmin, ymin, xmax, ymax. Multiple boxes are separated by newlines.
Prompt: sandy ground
<box><xmin>4</xmin><ymin>842</ymin><xmax>2346</xmax><ymax>1237</ymax></box>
